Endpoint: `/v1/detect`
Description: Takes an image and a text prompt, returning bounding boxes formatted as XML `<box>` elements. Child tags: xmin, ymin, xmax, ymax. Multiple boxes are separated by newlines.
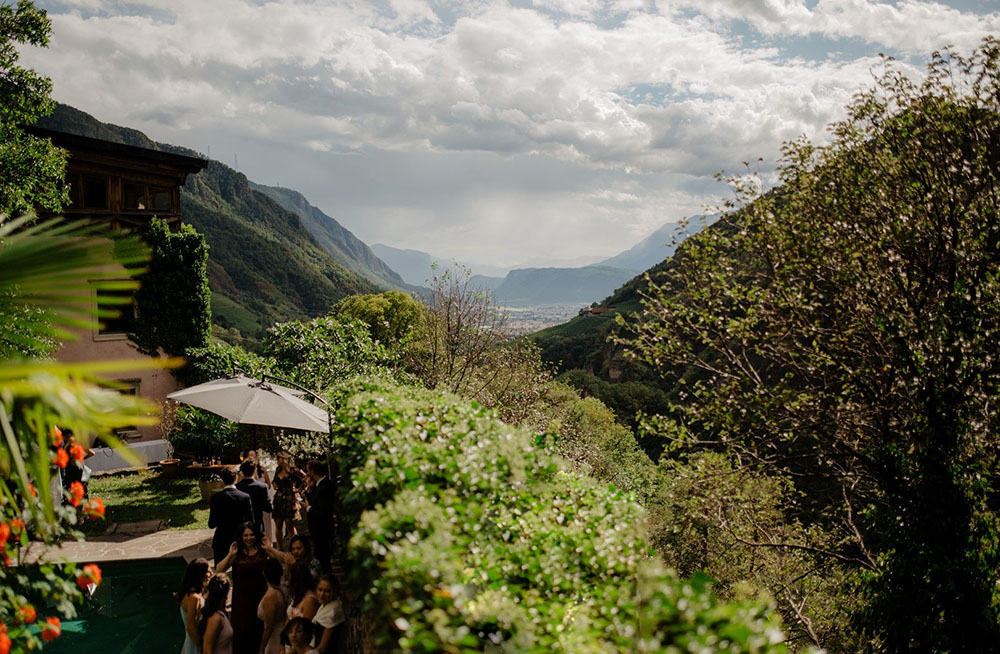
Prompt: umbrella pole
<box><xmin>258</xmin><ymin>373</ymin><xmax>336</xmax><ymax>477</ymax></box>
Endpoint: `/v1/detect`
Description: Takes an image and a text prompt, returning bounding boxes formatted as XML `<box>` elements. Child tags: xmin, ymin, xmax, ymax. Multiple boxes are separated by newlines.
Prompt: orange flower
<box><xmin>51</xmin><ymin>426</ymin><xmax>63</xmax><ymax>447</ymax></box>
<box><xmin>10</xmin><ymin>520</ymin><xmax>23</xmax><ymax>534</ymax></box>
<box><xmin>77</xmin><ymin>563</ymin><xmax>102</xmax><ymax>590</ymax></box>
<box><xmin>85</xmin><ymin>498</ymin><xmax>106</xmax><ymax>518</ymax></box>
<box><xmin>68</xmin><ymin>481</ymin><xmax>85</xmax><ymax>507</ymax></box>
<box><xmin>0</xmin><ymin>523</ymin><xmax>8</xmax><ymax>547</ymax></box>
<box><xmin>54</xmin><ymin>448</ymin><xmax>69</xmax><ymax>469</ymax></box>
<box><xmin>69</xmin><ymin>443</ymin><xmax>86</xmax><ymax>462</ymax></box>
<box><xmin>0</xmin><ymin>625</ymin><xmax>10</xmax><ymax>654</ymax></box>
<box><xmin>20</xmin><ymin>605</ymin><xmax>36</xmax><ymax>624</ymax></box>
<box><xmin>41</xmin><ymin>616</ymin><xmax>61</xmax><ymax>641</ymax></box>
<box><xmin>28</xmin><ymin>484</ymin><xmax>37</xmax><ymax>497</ymax></box>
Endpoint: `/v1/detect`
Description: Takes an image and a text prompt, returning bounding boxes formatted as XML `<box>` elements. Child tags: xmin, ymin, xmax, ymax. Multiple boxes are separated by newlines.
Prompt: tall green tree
<box><xmin>129</xmin><ymin>218</ymin><xmax>211</xmax><ymax>358</ymax></box>
<box><xmin>0</xmin><ymin>1</ymin><xmax>67</xmax><ymax>218</ymax></box>
<box><xmin>330</xmin><ymin>289</ymin><xmax>424</xmax><ymax>347</ymax></box>
<box><xmin>622</xmin><ymin>40</ymin><xmax>1000</xmax><ymax>652</ymax></box>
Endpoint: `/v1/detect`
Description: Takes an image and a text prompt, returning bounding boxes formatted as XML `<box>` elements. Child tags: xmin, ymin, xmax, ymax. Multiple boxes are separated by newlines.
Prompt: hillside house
<box><xmin>29</xmin><ymin>127</ymin><xmax>207</xmax><ymax>469</ymax></box>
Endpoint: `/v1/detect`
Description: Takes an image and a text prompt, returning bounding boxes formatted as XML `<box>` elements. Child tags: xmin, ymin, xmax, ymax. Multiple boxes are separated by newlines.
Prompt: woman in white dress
<box><xmin>177</xmin><ymin>558</ymin><xmax>211</xmax><ymax>654</ymax></box>
<box><xmin>311</xmin><ymin>575</ymin><xmax>345</xmax><ymax>654</ymax></box>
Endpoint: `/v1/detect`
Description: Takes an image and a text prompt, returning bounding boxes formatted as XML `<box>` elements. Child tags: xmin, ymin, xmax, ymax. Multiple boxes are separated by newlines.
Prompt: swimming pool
<box><xmin>44</xmin><ymin>558</ymin><xmax>186</xmax><ymax>654</ymax></box>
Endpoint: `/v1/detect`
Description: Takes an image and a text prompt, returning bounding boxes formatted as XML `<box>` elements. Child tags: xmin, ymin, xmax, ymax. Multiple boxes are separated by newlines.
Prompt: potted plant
<box><xmin>167</xmin><ymin>406</ymin><xmax>239</xmax><ymax>465</ymax></box>
<box><xmin>158</xmin><ymin>428</ymin><xmax>181</xmax><ymax>478</ymax></box>
<box><xmin>198</xmin><ymin>471</ymin><xmax>225</xmax><ymax>502</ymax></box>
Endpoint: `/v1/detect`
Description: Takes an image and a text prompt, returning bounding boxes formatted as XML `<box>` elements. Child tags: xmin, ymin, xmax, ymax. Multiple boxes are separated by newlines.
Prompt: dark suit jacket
<box><xmin>306</xmin><ymin>476</ymin><xmax>335</xmax><ymax>536</ymax></box>
<box><xmin>208</xmin><ymin>486</ymin><xmax>253</xmax><ymax>560</ymax></box>
<box><xmin>236</xmin><ymin>477</ymin><xmax>272</xmax><ymax>535</ymax></box>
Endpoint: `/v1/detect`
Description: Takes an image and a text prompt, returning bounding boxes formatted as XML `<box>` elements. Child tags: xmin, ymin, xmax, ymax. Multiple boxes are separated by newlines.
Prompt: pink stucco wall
<box><xmin>55</xmin><ymin>325</ymin><xmax>177</xmax><ymax>444</ymax></box>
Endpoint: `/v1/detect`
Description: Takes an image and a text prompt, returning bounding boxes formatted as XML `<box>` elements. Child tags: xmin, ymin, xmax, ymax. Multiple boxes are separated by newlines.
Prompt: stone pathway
<box><xmin>24</xmin><ymin>523</ymin><xmax>214</xmax><ymax>565</ymax></box>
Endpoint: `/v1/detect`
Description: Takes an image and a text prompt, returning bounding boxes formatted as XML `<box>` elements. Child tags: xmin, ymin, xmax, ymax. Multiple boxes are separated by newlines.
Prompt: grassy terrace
<box><xmin>82</xmin><ymin>469</ymin><xmax>210</xmax><ymax>535</ymax></box>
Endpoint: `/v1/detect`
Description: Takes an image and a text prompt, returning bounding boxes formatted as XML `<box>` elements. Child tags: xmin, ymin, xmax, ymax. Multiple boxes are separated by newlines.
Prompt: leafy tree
<box><xmin>129</xmin><ymin>218</ymin><xmax>211</xmax><ymax>358</ymax></box>
<box><xmin>406</xmin><ymin>266</ymin><xmax>509</xmax><ymax>395</ymax></box>
<box><xmin>0</xmin><ymin>1</ymin><xmax>67</xmax><ymax>218</ymax></box>
<box><xmin>264</xmin><ymin>316</ymin><xmax>398</xmax><ymax>392</ymax></box>
<box><xmin>649</xmin><ymin>452</ymin><xmax>858</xmax><ymax>651</ymax></box>
<box><xmin>331</xmin><ymin>290</ymin><xmax>425</xmax><ymax>347</ymax></box>
<box><xmin>622</xmin><ymin>40</ymin><xmax>1000</xmax><ymax>651</ymax></box>
<box><xmin>178</xmin><ymin>340</ymin><xmax>270</xmax><ymax>387</ymax></box>
<box><xmin>557</xmin><ymin>369</ymin><xmax>671</xmax><ymax>458</ymax></box>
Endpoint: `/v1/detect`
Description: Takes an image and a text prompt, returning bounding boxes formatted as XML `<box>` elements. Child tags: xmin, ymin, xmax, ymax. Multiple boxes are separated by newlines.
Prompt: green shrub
<box><xmin>328</xmin><ymin>380</ymin><xmax>792</xmax><ymax>653</ymax></box>
<box><xmin>168</xmin><ymin>405</ymin><xmax>239</xmax><ymax>461</ymax></box>
<box><xmin>178</xmin><ymin>339</ymin><xmax>270</xmax><ymax>386</ymax></box>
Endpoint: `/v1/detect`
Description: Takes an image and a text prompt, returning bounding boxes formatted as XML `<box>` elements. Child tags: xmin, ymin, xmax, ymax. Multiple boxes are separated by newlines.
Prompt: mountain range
<box><xmin>34</xmin><ymin>103</ymin><xmax>705</xmax><ymax>336</ymax></box>
<box><xmin>36</xmin><ymin>104</ymin><xmax>391</xmax><ymax>346</ymax></box>
<box><xmin>374</xmin><ymin>219</ymin><xmax>711</xmax><ymax>306</ymax></box>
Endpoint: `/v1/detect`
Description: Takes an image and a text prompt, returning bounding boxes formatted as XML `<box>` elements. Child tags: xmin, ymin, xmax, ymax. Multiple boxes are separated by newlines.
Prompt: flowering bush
<box><xmin>329</xmin><ymin>381</ymin><xmax>791</xmax><ymax>652</ymax></box>
<box><xmin>0</xmin><ymin>214</ymin><xmax>159</xmax><ymax>652</ymax></box>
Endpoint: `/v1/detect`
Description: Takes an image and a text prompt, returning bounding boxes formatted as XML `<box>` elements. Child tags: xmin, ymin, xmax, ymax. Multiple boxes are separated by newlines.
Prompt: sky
<box><xmin>21</xmin><ymin>0</ymin><xmax>1000</xmax><ymax>269</ymax></box>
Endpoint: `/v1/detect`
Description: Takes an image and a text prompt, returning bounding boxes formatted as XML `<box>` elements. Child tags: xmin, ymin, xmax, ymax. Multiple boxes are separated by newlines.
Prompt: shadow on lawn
<box><xmin>82</xmin><ymin>470</ymin><xmax>211</xmax><ymax>535</ymax></box>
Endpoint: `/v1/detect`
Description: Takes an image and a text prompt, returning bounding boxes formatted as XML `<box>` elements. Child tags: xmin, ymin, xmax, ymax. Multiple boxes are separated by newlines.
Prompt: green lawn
<box><xmin>83</xmin><ymin>469</ymin><xmax>210</xmax><ymax>535</ymax></box>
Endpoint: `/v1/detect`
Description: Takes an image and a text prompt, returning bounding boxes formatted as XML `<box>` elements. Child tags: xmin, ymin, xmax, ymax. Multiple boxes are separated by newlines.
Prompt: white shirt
<box><xmin>313</xmin><ymin>600</ymin><xmax>344</xmax><ymax>629</ymax></box>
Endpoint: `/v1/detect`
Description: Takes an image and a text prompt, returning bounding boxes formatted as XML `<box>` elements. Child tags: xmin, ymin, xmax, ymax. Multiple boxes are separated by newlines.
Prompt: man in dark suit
<box><xmin>208</xmin><ymin>467</ymin><xmax>253</xmax><ymax>565</ymax></box>
<box><xmin>236</xmin><ymin>459</ymin><xmax>272</xmax><ymax>539</ymax></box>
<box><xmin>305</xmin><ymin>459</ymin><xmax>335</xmax><ymax>574</ymax></box>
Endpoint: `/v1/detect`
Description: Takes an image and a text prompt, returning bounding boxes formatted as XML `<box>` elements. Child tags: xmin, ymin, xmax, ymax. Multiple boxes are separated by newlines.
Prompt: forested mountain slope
<box><xmin>183</xmin><ymin>163</ymin><xmax>381</xmax><ymax>339</ymax></box>
<box><xmin>250</xmin><ymin>182</ymin><xmax>418</xmax><ymax>293</ymax></box>
<box><xmin>35</xmin><ymin>104</ymin><xmax>382</xmax><ymax>345</ymax></box>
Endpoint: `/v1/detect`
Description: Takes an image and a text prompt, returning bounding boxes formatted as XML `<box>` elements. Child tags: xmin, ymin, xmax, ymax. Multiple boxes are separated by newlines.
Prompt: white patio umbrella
<box><xmin>167</xmin><ymin>375</ymin><xmax>330</xmax><ymax>432</ymax></box>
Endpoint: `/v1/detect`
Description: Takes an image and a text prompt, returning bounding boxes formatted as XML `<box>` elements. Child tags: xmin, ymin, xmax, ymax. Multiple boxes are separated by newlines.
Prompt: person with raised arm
<box><xmin>215</xmin><ymin>522</ymin><xmax>267</xmax><ymax>654</ymax></box>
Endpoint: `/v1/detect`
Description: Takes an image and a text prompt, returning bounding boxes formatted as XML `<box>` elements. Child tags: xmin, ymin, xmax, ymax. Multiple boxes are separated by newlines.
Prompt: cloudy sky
<box><xmin>22</xmin><ymin>0</ymin><xmax>1000</xmax><ymax>268</ymax></box>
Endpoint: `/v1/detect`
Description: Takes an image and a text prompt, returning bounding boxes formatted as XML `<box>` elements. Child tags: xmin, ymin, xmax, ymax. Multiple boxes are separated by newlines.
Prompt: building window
<box><xmin>68</xmin><ymin>174</ymin><xmax>110</xmax><ymax>210</ymax></box>
<box><xmin>81</xmin><ymin>175</ymin><xmax>109</xmax><ymax>209</ymax></box>
<box><xmin>114</xmin><ymin>379</ymin><xmax>141</xmax><ymax>440</ymax></box>
<box><xmin>123</xmin><ymin>182</ymin><xmax>146</xmax><ymax>210</ymax></box>
<box><xmin>95</xmin><ymin>286</ymin><xmax>135</xmax><ymax>337</ymax></box>
<box><xmin>151</xmin><ymin>188</ymin><xmax>171</xmax><ymax>211</ymax></box>
<box><xmin>121</xmin><ymin>181</ymin><xmax>174</xmax><ymax>213</ymax></box>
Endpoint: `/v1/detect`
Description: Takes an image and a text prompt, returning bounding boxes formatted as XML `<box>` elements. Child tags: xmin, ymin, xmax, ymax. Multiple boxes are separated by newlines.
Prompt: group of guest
<box><xmin>208</xmin><ymin>456</ymin><xmax>335</xmax><ymax>575</ymax></box>
<box><xmin>187</xmin><ymin>453</ymin><xmax>341</xmax><ymax>654</ymax></box>
<box><xmin>178</xmin><ymin>531</ymin><xmax>344</xmax><ymax>654</ymax></box>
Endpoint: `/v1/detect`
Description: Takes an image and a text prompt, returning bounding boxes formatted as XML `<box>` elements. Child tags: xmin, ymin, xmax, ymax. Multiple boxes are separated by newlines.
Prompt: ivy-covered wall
<box><xmin>129</xmin><ymin>217</ymin><xmax>211</xmax><ymax>358</ymax></box>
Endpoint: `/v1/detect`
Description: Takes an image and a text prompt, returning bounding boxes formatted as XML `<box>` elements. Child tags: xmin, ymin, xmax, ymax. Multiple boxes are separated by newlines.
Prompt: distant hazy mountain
<box><xmin>35</xmin><ymin>104</ymin><xmax>382</xmax><ymax>344</ymax></box>
<box><xmin>512</xmin><ymin>254</ymin><xmax>604</xmax><ymax>269</ymax></box>
<box><xmin>493</xmin><ymin>266</ymin><xmax>634</xmax><ymax>306</ymax></box>
<box><xmin>250</xmin><ymin>183</ymin><xmax>417</xmax><ymax>293</ymax></box>
<box><xmin>370</xmin><ymin>244</ymin><xmax>509</xmax><ymax>286</ymax></box>
<box><xmin>596</xmin><ymin>215</ymin><xmax>719</xmax><ymax>273</ymax></box>
<box><xmin>469</xmin><ymin>274</ymin><xmax>505</xmax><ymax>292</ymax></box>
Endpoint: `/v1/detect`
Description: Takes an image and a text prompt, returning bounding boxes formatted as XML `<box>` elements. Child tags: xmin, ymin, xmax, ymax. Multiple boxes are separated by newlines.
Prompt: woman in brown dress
<box><xmin>215</xmin><ymin>522</ymin><xmax>268</xmax><ymax>654</ymax></box>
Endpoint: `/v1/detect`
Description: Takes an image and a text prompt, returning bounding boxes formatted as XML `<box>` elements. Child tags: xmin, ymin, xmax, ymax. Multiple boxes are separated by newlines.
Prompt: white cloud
<box><xmin>22</xmin><ymin>0</ymin><xmax>997</xmax><ymax>266</ymax></box>
<box><xmin>682</xmin><ymin>0</ymin><xmax>1000</xmax><ymax>54</ymax></box>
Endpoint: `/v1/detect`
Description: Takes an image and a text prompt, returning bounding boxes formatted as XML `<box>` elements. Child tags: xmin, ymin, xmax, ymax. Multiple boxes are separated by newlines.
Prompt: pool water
<box><xmin>45</xmin><ymin>558</ymin><xmax>186</xmax><ymax>654</ymax></box>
